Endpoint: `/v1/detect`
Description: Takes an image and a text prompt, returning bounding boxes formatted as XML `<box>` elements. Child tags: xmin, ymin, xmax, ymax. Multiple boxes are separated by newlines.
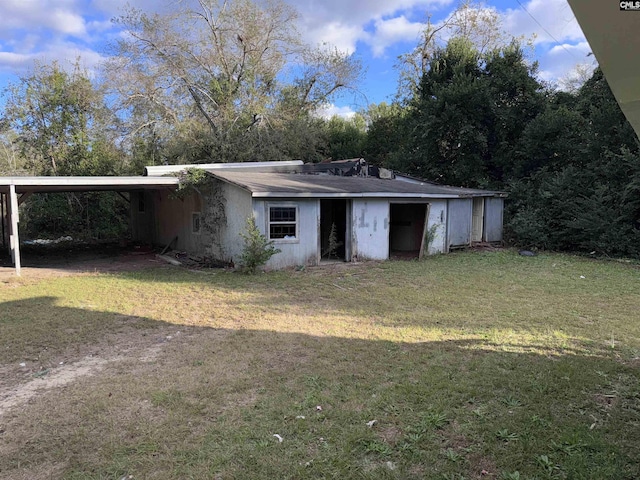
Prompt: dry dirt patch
<box><xmin>0</xmin><ymin>322</ymin><xmax>184</xmax><ymax>418</ymax></box>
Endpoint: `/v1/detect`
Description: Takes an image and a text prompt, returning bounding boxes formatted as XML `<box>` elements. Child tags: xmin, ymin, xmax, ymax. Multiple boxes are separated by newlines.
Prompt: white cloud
<box><xmin>0</xmin><ymin>42</ymin><xmax>106</xmax><ymax>77</ymax></box>
<box><xmin>303</xmin><ymin>22</ymin><xmax>363</xmax><ymax>55</ymax></box>
<box><xmin>0</xmin><ymin>0</ymin><xmax>87</xmax><ymax>38</ymax></box>
<box><xmin>367</xmin><ymin>16</ymin><xmax>425</xmax><ymax>57</ymax></box>
<box><xmin>294</xmin><ymin>0</ymin><xmax>454</xmax><ymax>55</ymax></box>
<box><xmin>315</xmin><ymin>103</ymin><xmax>357</xmax><ymax>120</ymax></box>
<box><xmin>536</xmin><ymin>41</ymin><xmax>595</xmax><ymax>84</ymax></box>
<box><xmin>0</xmin><ymin>52</ymin><xmax>36</xmax><ymax>70</ymax></box>
<box><xmin>503</xmin><ymin>0</ymin><xmax>585</xmax><ymax>45</ymax></box>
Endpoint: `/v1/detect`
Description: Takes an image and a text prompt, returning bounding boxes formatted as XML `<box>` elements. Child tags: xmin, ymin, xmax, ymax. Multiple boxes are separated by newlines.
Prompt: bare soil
<box><xmin>0</xmin><ymin>318</ymin><xmax>184</xmax><ymax>419</ymax></box>
<box><xmin>0</xmin><ymin>242</ymin><xmax>165</xmax><ymax>280</ymax></box>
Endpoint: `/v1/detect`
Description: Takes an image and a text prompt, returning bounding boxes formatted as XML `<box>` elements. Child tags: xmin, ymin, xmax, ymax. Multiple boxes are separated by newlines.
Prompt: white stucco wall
<box><xmin>426</xmin><ymin>199</ymin><xmax>447</xmax><ymax>254</ymax></box>
<box><xmin>153</xmin><ymin>188</ymin><xmax>209</xmax><ymax>254</ymax></box>
<box><xmin>151</xmin><ymin>178</ymin><xmax>252</xmax><ymax>262</ymax></box>
<box><xmin>254</xmin><ymin>199</ymin><xmax>320</xmax><ymax>269</ymax></box>
<box><xmin>220</xmin><ymin>183</ymin><xmax>253</xmax><ymax>263</ymax></box>
<box><xmin>351</xmin><ymin>199</ymin><xmax>389</xmax><ymax>260</ymax></box>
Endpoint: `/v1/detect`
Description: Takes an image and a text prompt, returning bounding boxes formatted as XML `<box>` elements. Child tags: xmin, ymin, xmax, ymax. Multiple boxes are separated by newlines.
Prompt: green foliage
<box><xmin>1</xmin><ymin>60</ymin><xmax>130</xmax><ymax>240</ymax></box>
<box><xmin>21</xmin><ymin>192</ymin><xmax>130</xmax><ymax>240</ymax></box>
<box><xmin>2</xmin><ymin>60</ymin><xmax>120</xmax><ymax>176</ymax></box>
<box><xmin>239</xmin><ymin>217</ymin><xmax>281</xmax><ymax>274</ymax></box>
<box><xmin>389</xmin><ymin>32</ymin><xmax>640</xmax><ymax>258</ymax></box>
<box><xmin>323</xmin><ymin>222</ymin><xmax>343</xmax><ymax>259</ymax></box>
<box><xmin>322</xmin><ymin>114</ymin><xmax>367</xmax><ymax>160</ymax></box>
<box><xmin>504</xmin><ymin>69</ymin><xmax>640</xmax><ymax>257</ymax></box>
<box><xmin>172</xmin><ymin>168</ymin><xmax>210</xmax><ymax>199</ymax></box>
<box><xmin>393</xmin><ymin>38</ymin><xmax>545</xmax><ymax>188</ymax></box>
<box><xmin>363</xmin><ymin>102</ymin><xmax>406</xmax><ymax>166</ymax></box>
<box><xmin>423</xmin><ymin>223</ymin><xmax>439</xmax><ymax>256</ymax></box>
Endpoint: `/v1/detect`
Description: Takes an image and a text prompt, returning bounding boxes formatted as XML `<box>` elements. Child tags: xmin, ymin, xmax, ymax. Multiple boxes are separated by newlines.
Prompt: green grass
<box><xmin>0</xmin><ymin>250</ymin><xmax>639</xmax><ymax>479</ymax></box>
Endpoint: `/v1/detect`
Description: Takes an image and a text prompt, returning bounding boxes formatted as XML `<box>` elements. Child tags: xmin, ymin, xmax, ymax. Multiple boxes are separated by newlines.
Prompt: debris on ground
<box><xmin>273</xmin><ymin>434</ymin><xmax>283</xmax><ymax>443</ymax></box>
<box><xmin>160</xmin><ymin>250</ymin><xmax>234</xmax><ymax>269</ymax></box>
<box><xmin>23</xmin><ymin>236</ymin><xmax>73</xmax><ymax>246</ymax></box>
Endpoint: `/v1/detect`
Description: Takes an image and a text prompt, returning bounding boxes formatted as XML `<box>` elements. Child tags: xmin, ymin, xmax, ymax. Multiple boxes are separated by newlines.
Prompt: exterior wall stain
<box><xmin>358</xmin><ymin>209</ymin><xmax>368</xmax><ymax>228</ymax></box>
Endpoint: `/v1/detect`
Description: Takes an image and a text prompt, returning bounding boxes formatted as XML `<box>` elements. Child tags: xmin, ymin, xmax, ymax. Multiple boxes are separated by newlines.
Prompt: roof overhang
<box><xmin>0</xmin><ymin>176</ymin><xmax>178</xmax><ymax>194</ymax></box>
<box><xmin>250</xmin><ymin>192</ymin><xmax>503</xmax><ymax>199</ymax></box>
<box><xmin>568</xmin><ymin>1</ymin><xmax>640</xmax><ymax>139</ymax></box>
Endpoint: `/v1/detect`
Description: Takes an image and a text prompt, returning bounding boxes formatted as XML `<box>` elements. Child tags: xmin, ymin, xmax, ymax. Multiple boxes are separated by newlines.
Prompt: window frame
<box><xmin>192</xmin><ymin>212</ymin><xmax>202</xmax><ymax>235</ymax></box>
<box><xmin>266</xmin><ymin>203</ymin><xmax>299</xmax><ymax>243</ymax></box>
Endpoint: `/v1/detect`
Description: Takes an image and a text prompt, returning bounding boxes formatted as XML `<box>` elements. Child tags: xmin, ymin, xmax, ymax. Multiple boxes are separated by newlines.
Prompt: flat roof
<box><xmin>210</xmin><ymin>171</ymin><xmax>504</xmax><ymax>198</ymax></box>
<box><xmin>0</xmin><ymin>176</ymin><xmax>178</xmax><ymax>194</ymax></box>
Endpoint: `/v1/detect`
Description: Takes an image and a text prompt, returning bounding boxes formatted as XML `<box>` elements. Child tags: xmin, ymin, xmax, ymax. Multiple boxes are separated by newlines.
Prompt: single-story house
<box><xmin>133</xmin><ymin>160</ymin><xmax>505</xmax><ymax>269</ymax></box>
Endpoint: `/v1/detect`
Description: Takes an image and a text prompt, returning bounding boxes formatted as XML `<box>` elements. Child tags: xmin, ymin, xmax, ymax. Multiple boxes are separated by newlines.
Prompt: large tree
<box><xmin>396</xmin><ymin>0</ymin><xmax>518</xmax><ymax>98</ymax></box>
<box><xmin>507</xmin><ymin>68</ymin><xmax>640</xmax><ymax>256</ymax></box>
<box><xmin>105</xmin><ymin>0</ymin><xmax>362</xmax><ymax>164</ymax></box>
<box><xmin>391</xmin><ymin>38</ymin><xmax>545</xmax><ymax>188</ymax></box>
<box><xmin>2</xmin><ymin>61</ymin><xmax>120</xmax><ymax>176</ymax></box>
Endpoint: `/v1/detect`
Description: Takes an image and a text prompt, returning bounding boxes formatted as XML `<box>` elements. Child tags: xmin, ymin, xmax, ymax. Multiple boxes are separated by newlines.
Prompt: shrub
<box><xmin>239</xmin><ymin>217</ymin><xmax>280</xmax><ymax>274</ymax></box>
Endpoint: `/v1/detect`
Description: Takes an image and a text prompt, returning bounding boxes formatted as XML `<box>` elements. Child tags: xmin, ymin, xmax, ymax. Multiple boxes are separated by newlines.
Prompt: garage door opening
<box><xmin>389</xmin><ymin>203</ymin><xmax>429</xmax><ymax>259</ymax></box>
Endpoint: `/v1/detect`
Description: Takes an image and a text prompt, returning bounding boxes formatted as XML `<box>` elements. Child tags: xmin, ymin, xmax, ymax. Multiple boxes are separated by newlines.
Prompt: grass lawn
<box><xmin>0</xmin><ymin>250</ymin><xmax>638</xmax><ymax>479</ymax></box>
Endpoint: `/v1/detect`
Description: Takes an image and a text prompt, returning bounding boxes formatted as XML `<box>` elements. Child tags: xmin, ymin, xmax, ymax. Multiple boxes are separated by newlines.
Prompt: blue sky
<box><xmin>0</xmin><ymin>0</ymin><xmax>592</xmax><ymax>117</ymax></box>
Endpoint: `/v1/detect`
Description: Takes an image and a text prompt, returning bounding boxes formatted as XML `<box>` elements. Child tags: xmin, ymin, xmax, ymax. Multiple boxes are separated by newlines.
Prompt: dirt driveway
<box><xmin>0</xmin><ymin>243</ymin><xmax>165</xmax><ymax>280</ymax></box>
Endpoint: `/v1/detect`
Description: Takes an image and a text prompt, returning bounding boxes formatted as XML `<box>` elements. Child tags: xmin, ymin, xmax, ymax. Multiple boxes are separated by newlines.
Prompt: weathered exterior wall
<box><xmin>426</xmin><ymin>199</ymin><xmax>447</xmax><ymax>254</ymax></box>
<box><xmin>220</xmin><ymin>183</ymin><xmax>253</xmax><ymax>264</ymax></box>
<box><xmin>130</xmin><ymin>191</ymin><xmax>155</xmax><ymax>244</ymax></box>
<box><xmin>254</xmin><ymin>198</ymin><xmax>320</xmax><ymax>269</ymax></box>
<box><xmin>483</xmin><ymin>197</ymin><xmax>504</xmax><ymax>243</ymax></box>
<box><xmin>148</xmin><ymin>178</ymin><xmax>251</xmax><ymax>262</ymax></box>
<box><xmin>447</xmin><ymin>198</ymin><xmax>472</xmax><ymax>249</ymax></box>
<box><xmin>153</xmin><ymin>187</ymin><xmax>209</xmax><ymax>255</ymax></box>
<box><xmin>351</xmin><ymin>199</ymin><xmax>389</xmax><ymax>260</ymax></box>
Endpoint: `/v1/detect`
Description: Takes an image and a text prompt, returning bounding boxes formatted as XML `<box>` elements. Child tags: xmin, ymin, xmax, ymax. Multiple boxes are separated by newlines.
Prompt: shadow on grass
<box><xmin>0</xmin><ymin>296</ymin><xmax>638</xmax><ymax>480</ymax></box>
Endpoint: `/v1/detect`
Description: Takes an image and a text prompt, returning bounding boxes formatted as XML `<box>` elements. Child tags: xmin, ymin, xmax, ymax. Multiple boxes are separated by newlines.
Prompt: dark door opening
<box><xmin>320</xmin><ymin>199</ymin><xmax>348</xmax><ymax>260</ymax></box>
<box><xmin>389</xmin><ymin>203</ymin><xmax>428</xmax><ymax>259</ymax></box>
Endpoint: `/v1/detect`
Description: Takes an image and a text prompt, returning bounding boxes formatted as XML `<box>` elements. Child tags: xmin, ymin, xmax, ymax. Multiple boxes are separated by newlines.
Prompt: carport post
<box><xmin>8</xmin><ymin>184</ymin><xmax>20</xmax><ymax>276</ymax></box>
<box><xmin>1</xmin><ymin>192</ymin><xmax>5</xmax><ymax>249</ymax></box>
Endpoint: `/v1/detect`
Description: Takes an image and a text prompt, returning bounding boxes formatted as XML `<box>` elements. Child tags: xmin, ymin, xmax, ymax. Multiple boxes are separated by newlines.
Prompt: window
<box><xmin>268</xmin><ymin>205</ymin><xmax>297</xmax><ymax>241</ymax></box>
<box><xmin>192</xmin><ymin>212</ymin><xmax>202</xmax><ymax>234</ymax></box>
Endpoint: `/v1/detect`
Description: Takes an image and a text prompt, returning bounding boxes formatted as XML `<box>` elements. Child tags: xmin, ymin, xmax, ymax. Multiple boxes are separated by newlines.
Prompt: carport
<box><xmin>0</xmin><ymin>176</ymin><xmax>179</xmax><ymax>276</ymax></box>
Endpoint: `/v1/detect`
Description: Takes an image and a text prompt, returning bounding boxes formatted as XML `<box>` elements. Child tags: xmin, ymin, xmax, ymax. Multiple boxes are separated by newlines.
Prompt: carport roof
<box><xmin>209</xmin><ymin>171</ymin><xmax>505</xmax><ymax>198</ymax></box>
<box><xmin>0</xmin><ymin>176</ymin><xmax>178</xmax><ymax>194</ymax></box>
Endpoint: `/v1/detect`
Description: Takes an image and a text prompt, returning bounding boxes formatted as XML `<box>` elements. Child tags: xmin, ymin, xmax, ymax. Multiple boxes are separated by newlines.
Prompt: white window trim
<box><xmin>192</xmin><ymin>212</ymin><xmax>202</xmax><ymax>235</ymax></box>
<box><xmin>266</xmin><ymin>203</ymin><xmax>299</xmax><ymax>243</ymax></box>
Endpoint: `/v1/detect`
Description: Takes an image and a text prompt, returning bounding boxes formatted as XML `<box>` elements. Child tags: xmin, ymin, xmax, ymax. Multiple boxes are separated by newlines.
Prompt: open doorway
<box><xmin>471</xmin><ymin>197</ymin><xmax>484</xmax><ymax>243</ymax></box>
<box><xmin>389</xmin><ymin>203</ymin><xmax>429</xmax><ymax>259</ymax></box>
<box><xmin>320</xmin><ymin>200</ymin><xmax>349</xmax><ymax>261</ymax></box>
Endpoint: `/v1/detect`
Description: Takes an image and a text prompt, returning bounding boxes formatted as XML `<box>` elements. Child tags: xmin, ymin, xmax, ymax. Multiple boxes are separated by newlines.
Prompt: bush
<box><xmin>239</xmin><ymin>217</ymin><xmax>280</xmax><ymax>274</ymax></box>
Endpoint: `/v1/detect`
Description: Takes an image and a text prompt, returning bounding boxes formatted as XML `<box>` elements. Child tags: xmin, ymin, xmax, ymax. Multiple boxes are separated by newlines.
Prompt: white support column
<box><xmin>9</xmin><ymin>184</ymin><xmax>21</xmax><ymax>276</ymax></box>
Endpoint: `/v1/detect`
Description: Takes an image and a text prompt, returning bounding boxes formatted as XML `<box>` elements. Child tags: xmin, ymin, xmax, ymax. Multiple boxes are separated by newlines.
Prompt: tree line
<box><xmin>1</xmin><ymin>0</ymin><xmax>638</xmax><ymax>258</ymax></box>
